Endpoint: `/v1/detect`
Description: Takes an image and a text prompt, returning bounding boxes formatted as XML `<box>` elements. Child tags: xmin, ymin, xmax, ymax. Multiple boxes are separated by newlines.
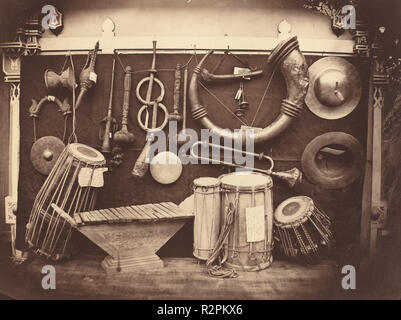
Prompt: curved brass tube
<box><xmin>189</xmin><ymin>36</ymin><xmax>309</xmax><ymax>144</ymax></box>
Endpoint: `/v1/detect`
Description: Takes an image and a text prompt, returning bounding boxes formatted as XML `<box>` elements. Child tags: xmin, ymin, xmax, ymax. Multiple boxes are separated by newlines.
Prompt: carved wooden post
<box><xmin>0</xmin><ymin>12</ymin><xmax>42</xmax><ymax>259</ymax></box>
<box><xmin>369</xmin><ymin>28</ymin><xmax>390</xmax><ymax>259</ymax></box>
<box><xmin>360</xmin><ymin>27</ymin><xmax>390</xmax><ymax>266</ymax></box>
<box><xmin>2</xmin><ymin>55</ymin><xmax>21</xmax><ymax>258</ymax></box>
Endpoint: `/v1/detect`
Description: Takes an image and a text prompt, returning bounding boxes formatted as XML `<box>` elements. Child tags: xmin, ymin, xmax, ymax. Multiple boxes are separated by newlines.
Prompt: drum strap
<box><xmin>206</xmin><ymin>195</ymin><xmax>238</xmax><ymax>278</ymax></box>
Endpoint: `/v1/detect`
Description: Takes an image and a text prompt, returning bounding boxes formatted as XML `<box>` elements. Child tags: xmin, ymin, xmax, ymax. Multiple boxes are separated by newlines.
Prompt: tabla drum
<box><xmin>274</xmin><ymin>196</ymin><xmax>334</xmax><ymax>264</ymax></box>
<box><xmin>219</xmin><ymin>172</ymin><xmax>273</xmax><ymax>271</ymax></box>
<box><xmin>193</xmin><ymin>177</ymin><xmax>221</xmax><ymax>260</ymax></box>
<box><xmin>25</xmin><ymin>143</ymin><xmax>106</xmax><ymax>260</ymax></box>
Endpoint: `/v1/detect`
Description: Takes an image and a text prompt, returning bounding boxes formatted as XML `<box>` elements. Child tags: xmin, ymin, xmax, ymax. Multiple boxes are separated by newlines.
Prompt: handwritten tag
<box><xmin>89</xmin><ymin>72</ymin><xmax>97</xmax><ymax>83</ymax></box>
<box><xmin>233</xmin><ymin>67</ymin><xmax>251</xmax><ymax>80</ymax></box>
<box><xmin>78</xmin><ymin>167</ymin><xmax>108</xmax><ymax>187</ymax></box>
<box><xmin>245</xmin><ymin>205</ymin><xmax>265</xmax><ymax>242</ymax></box>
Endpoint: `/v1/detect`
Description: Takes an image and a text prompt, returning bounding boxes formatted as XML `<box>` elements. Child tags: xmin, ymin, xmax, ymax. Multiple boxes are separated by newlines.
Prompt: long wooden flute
<box><xmin>100</xmin><ymin>58</ymin><xmax>116</xmax><ymax>153</ymax></box>
<box><xmin>114</xmin><ymin>66</ymin><xmax>135</xmax><ymax>147</ymax></box>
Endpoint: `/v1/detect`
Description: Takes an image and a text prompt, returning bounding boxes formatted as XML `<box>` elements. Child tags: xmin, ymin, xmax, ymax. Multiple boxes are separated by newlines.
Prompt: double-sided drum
<box><xmin>193</xmin><ymin>177</ymin><xmax>221</xmax><ymax>260</ymax></box>
<box><xmin>25</xmin><ymin>143</ymin><xmax>106</xmax><ymax>260</ymax></box>
<box><xmin>274</xmin><ymin>196</ymin><xmax>334</xmax><ymax>264</ymax></box>
<box><xmin>220</xmin><ymin>172</ymin><xmax>273</xmax><ymax>271</ymax></box>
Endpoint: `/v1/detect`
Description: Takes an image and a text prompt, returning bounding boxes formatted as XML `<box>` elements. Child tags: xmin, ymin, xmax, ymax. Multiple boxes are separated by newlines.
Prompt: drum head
<box><xmin>150</xmin><ymin>151</ymin><xmax>183</xmax><ymax>184</ymax></box>
<box><xmin>219</xmin><ymin>172</ymin><xmax>272</xmax><ymax>191</ymax></box>
<box><xmin>67</xmin><ymin>143</ymin><xmax>105</xmax><ymax>165</ymax></box>
<box><xmin>274</xmin><ymin>196</ymin><xmax>313</xmax><ymax>225</ymax></box>
<box><xmin>193</xmin><ymin>177</ymin><xmax>220</xmax><ymax>188</ymax></box>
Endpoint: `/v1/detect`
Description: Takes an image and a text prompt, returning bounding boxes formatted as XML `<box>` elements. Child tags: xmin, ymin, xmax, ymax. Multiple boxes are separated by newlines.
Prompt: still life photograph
<box><xmin>0</xmin><ymin>0</ymin><xmax>400</xmax><ymax>311</ymax></box>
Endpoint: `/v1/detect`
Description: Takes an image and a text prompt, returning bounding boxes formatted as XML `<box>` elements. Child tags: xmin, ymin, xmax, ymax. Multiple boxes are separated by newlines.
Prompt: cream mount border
<box><xmin>39</xmin><ymin>36</ymin><xmax>355</xmax><ymax>56</ymax></box>
<box><xmin>37</xmin><ymin>17</ymin><xmax>355</xmax><ymax>56</ymax></box>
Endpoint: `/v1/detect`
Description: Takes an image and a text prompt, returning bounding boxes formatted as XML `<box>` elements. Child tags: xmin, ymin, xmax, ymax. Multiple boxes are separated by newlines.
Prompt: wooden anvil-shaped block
<box><xmin>74</xmin><ymin>202</ymin><xmax>193</xmax><ymax>273</ymax></box>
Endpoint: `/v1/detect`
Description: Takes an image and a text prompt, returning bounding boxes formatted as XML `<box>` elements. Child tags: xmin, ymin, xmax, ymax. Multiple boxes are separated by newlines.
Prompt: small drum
<box><xmin>25</xmin><ymin>143</ymin><xmax>106</xmax><ymax>260</ymax></box>
<box><xmin>274</xmin><ymin>196</ymin><xmax>333</xmax><ymax>264</ymax></box>
<box><xmin>193</xmin><ymin>177</ymin><xmax>221</xmax><ymax>260</ymax></box>
<box><xmin>220</xmin><ymin>172</ymin><xmax>273</xmax><ymax>271</ymax></box>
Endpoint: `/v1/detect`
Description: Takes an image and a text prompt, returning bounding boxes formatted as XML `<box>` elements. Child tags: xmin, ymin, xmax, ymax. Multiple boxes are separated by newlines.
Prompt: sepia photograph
<box><xmin>0</xmin><ymin>0</ymin><xmax>400</xmax><ymax>307</ymax></box>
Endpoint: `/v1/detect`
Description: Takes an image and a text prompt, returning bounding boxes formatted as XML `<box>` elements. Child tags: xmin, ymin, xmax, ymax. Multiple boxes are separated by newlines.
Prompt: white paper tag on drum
<box><xmin>245</xmin><ymin>206</ymin><xmax>265</xmax><ymax>242</ymax></box>
<box><xmin>78</xmin><ymin>167</ymin><xmax>108</xmax><ymax>187</ymax></box>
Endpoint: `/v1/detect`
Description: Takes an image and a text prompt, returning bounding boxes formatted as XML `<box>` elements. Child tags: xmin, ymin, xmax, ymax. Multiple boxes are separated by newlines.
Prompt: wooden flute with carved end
<box><xmin>100</xmin><ymin>58</ymin><xmax>117</xmax><ymax>153</ymax></box>
<box><xmin>111</xmin><ymin>66</ymin><xmax>136</xmax><ymax>166</ymax></box>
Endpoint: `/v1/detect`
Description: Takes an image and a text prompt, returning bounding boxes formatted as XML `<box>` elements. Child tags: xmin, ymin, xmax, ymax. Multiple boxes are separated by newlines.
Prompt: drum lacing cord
<box><xmin>307</xmin><ymin>206</ymin><xmax>334</xmax><ymax>245</ymax></box>
<box><xmin>247</xmin><ymin>187</ymin><xmax>271</xmax><ymax>270</ymax></box>
<box><xmin>206</xmin><ymin>194</ymin><xmax>238</xmax><ymax>278</ymax></box>
<box><xmin>292</xmin><ymin>225</ymin><xmax>318</xmax><ymax>264</ymax></box>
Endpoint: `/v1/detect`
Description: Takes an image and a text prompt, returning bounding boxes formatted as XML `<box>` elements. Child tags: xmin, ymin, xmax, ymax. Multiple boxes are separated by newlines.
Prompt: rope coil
<box><xmin>205</xmin><ymin>198</ymin><xmax>238</xmax><ymax>278</ymax></box>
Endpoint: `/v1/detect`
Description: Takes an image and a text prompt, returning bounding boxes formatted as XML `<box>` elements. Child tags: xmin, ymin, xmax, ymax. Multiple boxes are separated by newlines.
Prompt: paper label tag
<box><xmin>78</xmin><ymin>167</ymin><xmax>108</xmax><ymax>187</ymax></box>
<box><xmin>245</xmin><ymin>205</ymin><xmax>265</xmax><ymax>242</ymax></box>
<box><xmin>233</xmin><ymin>67</ymin><xmax>251</xmax><ymax>80</ymax></box>
<box><xmin>47</xmin><ymin>95</ymin><xmax>55</xmax><ymax>102</ymax></box>
<box><xmin>89</xmin><ymin>72</ymin><xmax>97</xmax><ymax>83</ymax></box>
<box><xmin>4</xmin><ymin>196</ymin><xmax>17</xmax><ymax>224</ymax></box>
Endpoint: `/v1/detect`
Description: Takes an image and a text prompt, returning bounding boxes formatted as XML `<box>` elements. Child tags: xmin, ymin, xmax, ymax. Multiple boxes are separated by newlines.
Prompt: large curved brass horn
<box><xmin>188</xmin><ymin>36</ymin><xmax>309</xmax><ymax>144</ymax></box>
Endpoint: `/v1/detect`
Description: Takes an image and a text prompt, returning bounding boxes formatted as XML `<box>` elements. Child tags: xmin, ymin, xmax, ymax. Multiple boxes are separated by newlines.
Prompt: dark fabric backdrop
<box><xmin>16</xmin><ymin>52</ymin><xmax>369</xmax><ymax>261</ymax></box>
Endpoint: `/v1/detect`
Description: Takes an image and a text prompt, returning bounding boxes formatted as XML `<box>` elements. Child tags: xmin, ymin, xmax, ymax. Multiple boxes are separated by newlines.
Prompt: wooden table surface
<box><xmin>0</xmin><ymin>254</ymin><xmax>344</xmax><ymax>300</ymax></box>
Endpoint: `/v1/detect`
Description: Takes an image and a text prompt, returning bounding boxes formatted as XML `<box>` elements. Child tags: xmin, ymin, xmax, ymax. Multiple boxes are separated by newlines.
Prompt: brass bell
<box><xmin>235</xmin><ymin>108</ymin><xmax>245</xmax><ymax>117</ymax></box>
<box><xmin>44</xmin><ymin>66</ymin><xmax>76</xmax><ymax>92</ymax></box>
<box><xmin>239</xmin><ymin>99</ymin><xmax>249</xmax><ymax>110</ymax></box>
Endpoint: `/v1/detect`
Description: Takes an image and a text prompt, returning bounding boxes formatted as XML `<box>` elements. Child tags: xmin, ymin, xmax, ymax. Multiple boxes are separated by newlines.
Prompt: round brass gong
<box><xmin>30</xmin><ymin>136</ymin><xmax>65</xmax><ymax>175</ymax></box>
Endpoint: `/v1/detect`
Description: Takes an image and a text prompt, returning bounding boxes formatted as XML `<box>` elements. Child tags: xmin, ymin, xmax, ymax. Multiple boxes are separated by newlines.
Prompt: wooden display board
<box><xmin>15</xmin><ymin>52</ymin><xmax>369</xmax><ymax>261</ymax></box>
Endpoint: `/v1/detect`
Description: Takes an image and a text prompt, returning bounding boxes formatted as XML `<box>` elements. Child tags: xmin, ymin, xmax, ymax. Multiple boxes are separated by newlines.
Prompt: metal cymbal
<box><xmin>30</xmin><ymin>136</ymin><xmax>65</xmax><ymax>175</ymax></box>
<box><xmin>305</xmin><ymin>57</ymin><xmax>362</xmax><ymax>120</ymax></box>
<box><xmin>301</xmin><ymin>132</ymin><xmax>364</xmax><ymax>189</ymax></box>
